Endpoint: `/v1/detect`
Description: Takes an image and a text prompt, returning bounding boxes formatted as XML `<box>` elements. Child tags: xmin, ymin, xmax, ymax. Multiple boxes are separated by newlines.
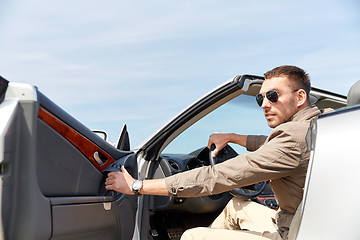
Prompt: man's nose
<box><xmin>261</xmin><ymin>96</ymin><xmax>271</xmax><ymax>109</ymax></box>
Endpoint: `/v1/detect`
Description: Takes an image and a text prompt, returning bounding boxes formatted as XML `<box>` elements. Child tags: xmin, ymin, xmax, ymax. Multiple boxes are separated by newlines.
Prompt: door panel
<box><xmin>51</xmin><ymin>203</ymin><xmax>120</xmax><ymax>240</ymax></box>
<box><xmin>50</xmin><ymin>196</ymin><xmax>136</xmax><ymax>240</ymax></box>
<box><xmin>37</xmin><ymin>119</ymin><xmax>103</xmax><ymax>196</ymax></box>
<box><xmin>1</xmin><ymin>85</ymin><xmax>138</xmax><ymax>240</ymax></box>
<box><xmin>36</xmin><ymin>92</ymin><xmax>138</xmax><ymax>240</ymax></box>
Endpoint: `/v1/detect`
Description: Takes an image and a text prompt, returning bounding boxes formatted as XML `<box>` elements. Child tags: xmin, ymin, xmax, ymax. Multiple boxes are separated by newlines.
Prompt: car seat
<box><xmin>347</xmin><ymin>80</ymin><xmax>360</xmax><ymax>106</ymax></box>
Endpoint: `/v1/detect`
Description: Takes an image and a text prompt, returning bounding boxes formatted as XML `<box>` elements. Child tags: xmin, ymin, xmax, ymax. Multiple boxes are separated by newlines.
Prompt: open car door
<box><xmin>0</xmin><ymin>77</ymin><xmax>138</xmax><ymax>240</ymax></box>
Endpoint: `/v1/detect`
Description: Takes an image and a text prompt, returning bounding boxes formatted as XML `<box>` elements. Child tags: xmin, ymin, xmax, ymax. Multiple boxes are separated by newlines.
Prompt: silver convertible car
<box><xmin>0</xmin><ymin>74</ymin><xmax>359</xmax><ymax>240</ymax></box>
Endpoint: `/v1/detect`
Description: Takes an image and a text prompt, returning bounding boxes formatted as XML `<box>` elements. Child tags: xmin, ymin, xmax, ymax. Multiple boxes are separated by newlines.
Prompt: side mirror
<box><xmin>116</xmin><ymin>124</ymin><xmax>130</xmax><ymax>151</ymax></box>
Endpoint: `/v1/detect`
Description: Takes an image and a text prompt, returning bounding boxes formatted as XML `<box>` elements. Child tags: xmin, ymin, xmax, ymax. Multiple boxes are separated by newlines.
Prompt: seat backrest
<box><xmin>347</xmin><ymin>80</ymin><xmax>360</xmax><ymax>106</ymax></box>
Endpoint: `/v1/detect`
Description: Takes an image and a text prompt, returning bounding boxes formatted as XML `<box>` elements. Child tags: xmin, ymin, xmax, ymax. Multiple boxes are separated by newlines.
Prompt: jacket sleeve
<box><xmin>165</xmin><ymin>123</ymin><xmax>308</xmax><ymax>197</ymax></box>
<box><xmin>246</xmin><ymin>135</ymin><xmax>268</xmax><ymax>152</ymax></box>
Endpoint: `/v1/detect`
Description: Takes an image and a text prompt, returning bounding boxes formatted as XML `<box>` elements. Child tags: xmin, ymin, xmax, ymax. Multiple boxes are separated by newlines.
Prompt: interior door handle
<box><xmin>94</xmin><ymin>151</ymin><xmax>108</xmax><ymax>166</ymax></box>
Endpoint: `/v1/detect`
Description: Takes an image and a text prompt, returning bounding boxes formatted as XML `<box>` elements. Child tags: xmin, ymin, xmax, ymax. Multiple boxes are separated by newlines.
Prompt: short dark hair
<box><xmin>264</xmin><ymin>65</ymin><xmax>311</xmax><ymax>97</ymax></box>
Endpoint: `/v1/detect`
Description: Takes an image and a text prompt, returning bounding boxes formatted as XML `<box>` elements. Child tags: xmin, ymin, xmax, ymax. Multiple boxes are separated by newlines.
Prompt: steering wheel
<box><xmin>209</xmin><ymin>144</ymin><xmax>267</xmax><ymax>198</ymax></box>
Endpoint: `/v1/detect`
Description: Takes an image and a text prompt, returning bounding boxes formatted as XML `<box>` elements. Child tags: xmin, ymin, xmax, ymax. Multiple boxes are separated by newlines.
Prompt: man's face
<box><xmin>259</xmin><ymin>76</ymin><xmax>299</xmax><ymax>128</ymax></box>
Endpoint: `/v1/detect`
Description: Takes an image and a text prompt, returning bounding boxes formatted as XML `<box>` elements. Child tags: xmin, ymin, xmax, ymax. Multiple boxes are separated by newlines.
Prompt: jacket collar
<box><xmin>287</xmin><ymin>105</ymin><xmax>321</xmax><ymax>123</ymax></box>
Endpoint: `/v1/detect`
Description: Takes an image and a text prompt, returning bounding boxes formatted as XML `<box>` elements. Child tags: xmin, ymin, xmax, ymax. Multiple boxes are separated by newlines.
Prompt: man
<box><xmin>105</xmin><ymin>65</ymin><xmax>321</xmax><ymax>240</ymax></box>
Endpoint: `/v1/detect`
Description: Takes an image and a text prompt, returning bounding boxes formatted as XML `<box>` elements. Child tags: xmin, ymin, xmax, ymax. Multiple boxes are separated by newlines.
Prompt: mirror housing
<box><xmin>116</xmin><ymin>124</ymin><xmax>130</xmax><ymax>151</ymax></box>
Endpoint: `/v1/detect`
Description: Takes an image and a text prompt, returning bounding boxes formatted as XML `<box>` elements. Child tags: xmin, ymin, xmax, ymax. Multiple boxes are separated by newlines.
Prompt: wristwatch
<box><xmin>131</xmin><ymin>179</ymin><xmax>143</xmax><ymax>196</ymax></box>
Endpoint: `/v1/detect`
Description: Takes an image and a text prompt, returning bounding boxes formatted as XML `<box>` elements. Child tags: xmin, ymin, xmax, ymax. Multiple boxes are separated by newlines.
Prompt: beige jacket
<box><xmin>165</xmin><ymin>105</ymin><xmax>321</xmax><ymax>238</ymax></box>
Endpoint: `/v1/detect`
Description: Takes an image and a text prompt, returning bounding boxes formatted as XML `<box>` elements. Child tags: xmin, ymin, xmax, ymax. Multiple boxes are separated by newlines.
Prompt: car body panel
<box><xmin>296</xmin><ymin>106</ymin><xmax>360</xmax><ymax>239</ymax></box>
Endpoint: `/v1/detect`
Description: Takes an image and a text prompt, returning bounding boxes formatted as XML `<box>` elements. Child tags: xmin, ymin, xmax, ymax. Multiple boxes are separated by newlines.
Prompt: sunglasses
<box><xmin>256</xmin><ymin>89</ymin><xmax>298</xmax><ymax>107</ymax></box>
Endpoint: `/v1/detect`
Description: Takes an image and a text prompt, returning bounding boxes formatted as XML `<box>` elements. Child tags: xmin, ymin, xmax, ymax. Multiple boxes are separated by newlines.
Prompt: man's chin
<box><xmin>267</xmin><ymin>120</ymin><xmax>279</xmax><ymax>128</ymax></box>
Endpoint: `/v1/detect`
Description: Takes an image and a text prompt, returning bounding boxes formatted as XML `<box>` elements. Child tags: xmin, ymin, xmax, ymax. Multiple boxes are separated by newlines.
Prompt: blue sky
<box><xmin>0</xmin><ymin>0</ymin><xmax>359</xmax><ymax>147</ymax></box>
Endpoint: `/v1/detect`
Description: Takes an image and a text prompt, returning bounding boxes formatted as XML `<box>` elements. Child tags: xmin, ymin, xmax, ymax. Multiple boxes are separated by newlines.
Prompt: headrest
<box><xmin>347</xmin><ymin>80</ymin><xmax>360</xmax><ymax>106</ymax></box>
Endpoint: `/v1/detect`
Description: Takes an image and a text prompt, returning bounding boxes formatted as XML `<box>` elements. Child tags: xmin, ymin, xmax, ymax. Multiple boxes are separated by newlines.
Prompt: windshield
<box><xmin>163</xmin><ymin>94</ymin><xmax>271</xmax><ymax>154</ymax></box>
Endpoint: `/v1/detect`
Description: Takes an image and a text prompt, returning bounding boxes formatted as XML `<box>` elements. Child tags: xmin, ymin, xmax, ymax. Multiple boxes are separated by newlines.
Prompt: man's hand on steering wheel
<box><xmin>206</xmin><ymin>140</ymin><xmax>267</xmax><ymax>199</ymax></box>
<box><xmin>207</xmin><ymin>133</ymin><xmax>232</xmax><ymax>158</ymax></box>
<box><xmin>208</xmin><ymin>133</ymin><xmax>248</xmax><ymax>158</ymax></box>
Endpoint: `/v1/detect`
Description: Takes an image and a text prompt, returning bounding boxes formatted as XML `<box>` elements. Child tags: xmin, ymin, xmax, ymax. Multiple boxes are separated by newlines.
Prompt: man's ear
<box><xmin>297</xmin><ymin>89</ymin><xmax>308</xmax><ymax>107</ymax></box>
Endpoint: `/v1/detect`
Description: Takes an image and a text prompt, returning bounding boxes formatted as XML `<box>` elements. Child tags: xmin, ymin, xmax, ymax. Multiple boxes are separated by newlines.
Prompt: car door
<box><xmin>0</xmin><ymin>77</ymin><xmax>138</xmax><ymax>240</ymax></box>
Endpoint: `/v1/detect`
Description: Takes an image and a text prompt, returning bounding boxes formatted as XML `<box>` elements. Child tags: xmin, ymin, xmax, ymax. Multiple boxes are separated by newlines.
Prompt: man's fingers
<box><xmin>207</xmin><ymin>140</ymin><xmax>213</xmax><ymax>150</ymax></box>
<box><xmin>211</xmin><ymin>148</ymin><xmax>219</xmax><ymax>158</ymax></box>
<box><xmin>121</xmin><ymin>165</ymin><xmax>128</xmax><ymax>174</ymax></box>
<box><xmin>207</xmin><ymin>133</ymin><xmax>217</xmax><ymax>149</ymax></box>
<box><xmin>107</xmin><ymin>172</ymin><xmax>117</xmax><ymax>177</ymax></box>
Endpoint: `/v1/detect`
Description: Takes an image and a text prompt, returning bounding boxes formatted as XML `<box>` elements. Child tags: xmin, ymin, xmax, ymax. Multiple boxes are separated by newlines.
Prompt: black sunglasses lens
<box><xmin>266</xmin><ymin>90</ymin><xmax>278</xmax><ymax>103</ymax></box>
<box><xmin>256</xmin><ymin>94</ymin><xmax>264</xmax><ymax>107</ymax></box>
<box><xmin>256</xmin><ymin>90</ymin><xmax>279</xmax><ymax>107</ymax></box>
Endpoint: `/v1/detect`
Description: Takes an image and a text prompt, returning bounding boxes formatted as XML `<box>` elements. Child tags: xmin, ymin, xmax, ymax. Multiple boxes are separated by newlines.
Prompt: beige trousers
<box><xmin>181</xmin><ymin>198</ymin><xmax>283</xmax><ymax>240</ymax></box>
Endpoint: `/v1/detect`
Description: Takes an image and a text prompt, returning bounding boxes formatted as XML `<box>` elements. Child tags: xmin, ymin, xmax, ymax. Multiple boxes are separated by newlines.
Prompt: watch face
<box><xmin>133</xmin><ymin>180</ymin><xmax>142</xmax><ymax>191</ymax></box>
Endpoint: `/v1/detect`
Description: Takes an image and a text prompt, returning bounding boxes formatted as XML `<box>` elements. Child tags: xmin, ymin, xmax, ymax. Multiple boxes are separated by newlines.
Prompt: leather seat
<box><xmin>347</xmin><ymin>80</ymin><xmax>360</xmax><ymax>106</ymax></box>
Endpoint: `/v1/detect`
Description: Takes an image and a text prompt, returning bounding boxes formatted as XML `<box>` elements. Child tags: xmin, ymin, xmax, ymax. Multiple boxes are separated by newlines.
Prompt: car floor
<box><xmin>149</xmin><ymin>211</ymin><xmax>221</xmax><ymax>240</ymax></box>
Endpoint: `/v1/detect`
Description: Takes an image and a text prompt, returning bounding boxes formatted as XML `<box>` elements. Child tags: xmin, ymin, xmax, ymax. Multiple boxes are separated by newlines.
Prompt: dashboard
<box><xmin>150</xmin><ymin>145</ymin><xmax>278</xmax><ymax>212</ymax></box>
<box><xmin>149</xmin><ymin>146</ymin><xmax>237</xmax><ymax>213</ymax></box>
